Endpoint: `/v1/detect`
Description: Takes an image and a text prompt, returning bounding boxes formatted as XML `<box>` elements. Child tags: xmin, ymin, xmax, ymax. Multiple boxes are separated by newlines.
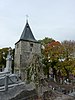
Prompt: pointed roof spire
<box><xmin>20</xmin><ymin>20</ymin><xmax>36</xmax><ymax>42</ymax></box>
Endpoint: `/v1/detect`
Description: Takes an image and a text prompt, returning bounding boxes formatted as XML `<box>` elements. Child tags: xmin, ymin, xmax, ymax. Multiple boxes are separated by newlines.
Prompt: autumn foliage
<box><xmin>40</xmin><ymin>38</ymin><xmax>75</xmax><ymax>83</ymax></box>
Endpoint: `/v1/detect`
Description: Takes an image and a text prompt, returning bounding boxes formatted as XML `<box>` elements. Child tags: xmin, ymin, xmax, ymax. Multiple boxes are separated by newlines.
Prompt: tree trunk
<box><xmin>52</xmin><ymin>67</ymin><xmax>57</xmax><ymax>82</ymax></box>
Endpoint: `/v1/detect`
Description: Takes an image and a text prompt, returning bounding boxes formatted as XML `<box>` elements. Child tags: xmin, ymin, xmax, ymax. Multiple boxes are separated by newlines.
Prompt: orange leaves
<box><xmin>43</xmin><ymin>41</ymin><xmax>62</xmax><ymax>58</ymax></box>
<box><xmin>46</xmin><ymin>41</ymin><xmax>61</xmax><ymax>51</ymax></box>
<box><xmin>47</xmin><ymin>41</ymin><xmax>61</xmax><ymax>47</ymax></box>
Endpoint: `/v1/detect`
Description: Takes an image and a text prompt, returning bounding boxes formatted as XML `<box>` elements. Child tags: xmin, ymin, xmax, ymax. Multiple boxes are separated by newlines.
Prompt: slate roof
<box><xmin>20</xmin><ymin>21</ymin><xmax>36</xmax><ymax>42</ymax></box>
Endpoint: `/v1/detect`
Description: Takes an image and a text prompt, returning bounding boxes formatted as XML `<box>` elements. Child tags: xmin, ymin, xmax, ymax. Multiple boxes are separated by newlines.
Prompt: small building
<box><xmin>14</xmin><ymin>21</ymin><xmax>41</xmax><ymax>80</ymax></box>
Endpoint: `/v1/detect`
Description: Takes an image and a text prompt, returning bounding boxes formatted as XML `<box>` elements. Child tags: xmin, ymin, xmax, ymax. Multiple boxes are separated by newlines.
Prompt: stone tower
<box><xmin>14</xmin><ymin>21</ymin><xmax>41</xmax><ymax>80</ymax></box>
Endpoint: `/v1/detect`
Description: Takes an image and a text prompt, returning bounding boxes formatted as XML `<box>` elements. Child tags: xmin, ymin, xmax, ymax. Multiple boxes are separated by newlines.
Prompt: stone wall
<box><xmin>14</xmin><ymin>40</ymin><xmax>41</xmax><ymax>80</ymax></box>
<box><xmin>14</xmin><ymin>41</ymin><xmax>21</xmax><ymax>75</ymax></box>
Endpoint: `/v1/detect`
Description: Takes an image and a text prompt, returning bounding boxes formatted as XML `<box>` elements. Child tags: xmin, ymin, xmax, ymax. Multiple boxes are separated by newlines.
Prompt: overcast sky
<box><xmin>0</xmin><ymin>0</ymin><xmax>75</xmax><ymax>48</ymax></box>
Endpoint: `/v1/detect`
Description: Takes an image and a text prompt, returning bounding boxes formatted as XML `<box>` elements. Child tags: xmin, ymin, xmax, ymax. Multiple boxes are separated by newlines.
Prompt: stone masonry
<box><xmin>14</xmin><ymin>21</ymin><xmax>41</xmax><ymax>81</ymax></box>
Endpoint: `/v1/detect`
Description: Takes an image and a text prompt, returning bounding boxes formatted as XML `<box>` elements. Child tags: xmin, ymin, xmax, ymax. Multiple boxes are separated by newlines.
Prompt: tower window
<box><xmin>30</xmin><ymin>43</ymin><xmax>33</xmax><ymax>47</ymax></box>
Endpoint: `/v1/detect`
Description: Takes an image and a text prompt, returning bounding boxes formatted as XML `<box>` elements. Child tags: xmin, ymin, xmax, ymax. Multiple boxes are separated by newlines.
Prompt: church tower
<box><xmin>14</xmin><ymin>21</ymin><xmax>41</xmax><ymax>80</ymax></box>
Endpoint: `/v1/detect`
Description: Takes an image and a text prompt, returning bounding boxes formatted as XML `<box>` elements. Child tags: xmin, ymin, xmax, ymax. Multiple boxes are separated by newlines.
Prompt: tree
<box><xmin>42</xmin><ymin>40</ymin><xmax>62</xmax><ymax>81</ymax></box>
<box><xmin>0</xmin><ymin>48</ymin><xmax>9</xmax><ymax>70</ymax></box>
<box><xmin>38</xmin><ymin>38</ymin><xmax>75</xmax><ymax>84</ymax></box>
<box><xmin>61</xmin><ymin>40</ymin><xmax>75</xmax><ymax>81</ymax></box>
<box><xmin>0</xmin><ymin>47</ymin><xmax>14</xmax><ymax>72</ymax></box>
<box><xmin>38</xmin><ymin>37</ymin><xmax>55</xmax><ymax>46</ymax></box>
<box><xmin>26</xmin><ymin>54</ymin><xmax>44</xmax><ymax>84</ymax></box>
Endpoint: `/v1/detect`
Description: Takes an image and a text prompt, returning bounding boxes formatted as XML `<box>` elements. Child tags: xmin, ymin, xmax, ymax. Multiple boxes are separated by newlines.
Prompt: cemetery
<box><xmin>0</xmin><ymin>21</ymin><xmax>75</xmax><ymax>100</ymax></box>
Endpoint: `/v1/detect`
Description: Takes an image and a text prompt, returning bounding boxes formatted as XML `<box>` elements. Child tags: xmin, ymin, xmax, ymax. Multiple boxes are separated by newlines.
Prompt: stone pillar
<box><xmin>5</xmin><ymin>75</ymin><xmax>8</xmax><ymax>91</ymax></box>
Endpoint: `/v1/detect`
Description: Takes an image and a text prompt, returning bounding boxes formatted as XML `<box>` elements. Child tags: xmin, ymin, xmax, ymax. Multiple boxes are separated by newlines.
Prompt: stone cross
<box><xmin>26</xmin><ymin>15</ymin><xmax>29</xmax><ymax>23</ymax></box>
